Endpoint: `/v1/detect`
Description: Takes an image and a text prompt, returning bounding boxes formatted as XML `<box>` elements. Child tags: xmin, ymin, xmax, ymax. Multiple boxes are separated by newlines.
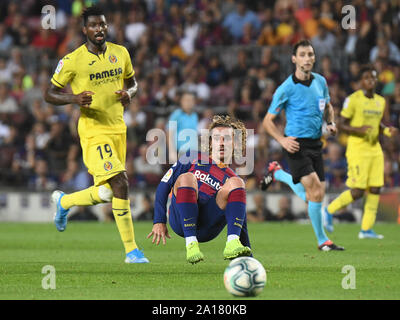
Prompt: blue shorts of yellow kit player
<box><xmin>80</xmin><ymin>133</ymin><xmax>127</xmax><ymax>186</ymax></box>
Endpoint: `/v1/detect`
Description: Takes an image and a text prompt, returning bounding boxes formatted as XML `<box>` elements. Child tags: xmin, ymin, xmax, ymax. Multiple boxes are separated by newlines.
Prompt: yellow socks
<box><xmin>327</xmin><ymin>190</ymin><xmax>354</xmax><ymax>215</ymax></box>
<box><xmin>59</xmin><ymin>185</ymin><xmax>137</xmax><ymax>254</ymax></box>
<box><xmin>361</xmin><ymin>193</ymin><xmax>380</xmax><ymax>231</ymax></box>
<box><xmin>112</xmin><ymin>197</ymin><xmax>137</xmax><ymax>253</ymax></box>
<box><xmin>60</xmin><ymin>185</ymin><xmax>104</xmax><ymax>209</ymax></box>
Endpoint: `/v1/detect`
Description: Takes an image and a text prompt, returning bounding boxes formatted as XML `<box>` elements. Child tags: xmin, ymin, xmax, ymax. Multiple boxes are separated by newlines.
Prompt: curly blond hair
<box><xmin>202</xmin><ymin>115</ymin><xmax>247</xmax><ymax>158</ymax></box>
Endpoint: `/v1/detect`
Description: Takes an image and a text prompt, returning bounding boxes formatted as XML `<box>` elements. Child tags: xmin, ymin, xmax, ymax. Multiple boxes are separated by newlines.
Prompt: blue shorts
<box><xmin>168</xmin><ymin>194</ymin><xmax>226</xmax><ymax>242</ymax></box>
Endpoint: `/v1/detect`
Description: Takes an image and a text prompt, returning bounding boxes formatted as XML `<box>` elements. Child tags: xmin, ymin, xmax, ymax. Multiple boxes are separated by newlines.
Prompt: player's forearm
<box><xmin>125</xmin><ymin>76</ymin><xmax>138</xmax><ymax>98</ymax></box>
<box><xmin>44</xmin><ymin>87</ymin><xmax>77</xmax><ymax>105</ymax></box>
<box><xmin>324</xmin><ymin>103</ymin><xmax>335</xmax><ymax>124</ymax></box>
<box><xmin>338</xmin><ymin>117</ymin><xmax>366</xmax><ymax>137</ymax></box>
<box><xmin>263</xmin><ymin>114</ymin><xmax>285</xmax><ymax>144</ymax></box>
<box><xmin>153</xmin><ymin>182</ymin><xmax>171</xmax><ymax>224</ymax></box>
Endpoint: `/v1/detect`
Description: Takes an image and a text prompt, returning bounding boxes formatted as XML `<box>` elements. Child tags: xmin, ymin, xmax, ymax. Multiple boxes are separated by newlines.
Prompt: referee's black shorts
<box><xmin>284</xmin><ymin>138</ymin><xmax>325</xmax><ymax>184</ymax></box>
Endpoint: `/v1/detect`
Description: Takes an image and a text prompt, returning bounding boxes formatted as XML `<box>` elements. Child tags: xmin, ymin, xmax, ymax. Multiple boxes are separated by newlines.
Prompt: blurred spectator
<box><xmin>370</xmin><ymin>34</ymin><xmax>400</xmax><ymax>65</ymax></box>
<box><xmin>302</xmin><ymin>5</ymin><xmax>320</xmax><ymax>39</ymax></box>
<box><xmin>46</xmin><ymin>120</ymin><xmax>79</xmax><ymax>176</ymax></box>
<box><xmin>180</xmin><ymin>68</ymin><xmax>210</xmax><ymax>104</ymax></box>
<box><xmin>31</xmin><ymin>28</ymin><xmax>59</xmax><ymax>52</ymax></box>
<box><xmin>59</xmin><ymin>160</ymin><xmax>91</xmax><ymax>192</ymax></box>
<box><xmin>197</xmin><ymin>108</ymin><xmax>214</xmax><ymax>131</ymax></box>
<box><xmin>311</xmin><ymin>23</ymin><xmax>337</xmax><ymax>59</ymax></box>
<box><xmin>0</xmin><ymin>57</ymin><xmax>13</xmax><ymax>84</ymax></box>
<box><xmin>320</xmin><ymin>55</ymin><xmax>341</xmax><ymax>86</ymax></box>
<box><xmin>388</xmin><ymin>81</ymin><xmax>400</xmax><ymax>126</ymax></box>
<box><xmin>125</xmin><ymin>9</ymin><xmax>148</xmax><ymax>46</ymax></box>
<box><xmin>275</xmin><ymin>8</ymin><xmax>295</xmax><ymax>45</ymax></box>
<box><xmin>167</xmin><ymin>90</ymin><xmax>199</xmax><ymax>158</ymax></box>
<box><xmin>124</xmin><ymin>98</ymin><xmax>147</xmax><ymax>155</ymax></box>
<box><xmin>0</xmin><ymin>23</ymin><xmax>13</xmax><ymax>53</ymax></box>
<box><xmin>222</xmin><ymin>0</ymin><xmax>261</xmax><ymax>41</ymax></box>
<box><xmin>208</xmin><ymin>77</ymin><xmax>234</xmax><ymax>107</ymax></box>
<box><xmin>31</xmin><ymin>122</ymin><xmax>50</xmax><ymax>150</ymax></box>
<box><xmin>133</xmin><ymin>144</ymin><xmax>163</xmax><ymax>187</ymax></box>
<box><xmin>344</xmin><ymin>60</ymin><xmax>361</xmax><ymax>94</ymax></box>
<box><xmin>206</xmin><ymin>54</ymin><xmax>227</xmax><ymax>87</ymax></box>
<box><xmin>0</xmin><ymin>0</ymin><xmax>398</xmax><ymax>195</ymax></box>
<box><xmin>258</xmin><ymin>46</ymin><xmax>280</xmax><ymax>84</ymax></box>
<box><xmin>136</xmin><ymin>193</ymin><xmax>154</xmax><ymax>221</ymax></box>
<box><xmin>230</xmin><ymin>49</ymin><xmax>251</xmax><ymax>81</ymax></box>
<box><xmin>180</xmin><ymin>6</ymin><xmax>200</xmax><ymax>56</ymax></box>
<box><xmin>247</xmin><ymin>192</ymin><xmax>275</xmax><ymax>222</ymax></box>
<box><xmin>0</xmin><ymin>82</ymin><xmax>17</xmax><ymax>113</ymax></box>
<box><xmin>28</xmin><ymin>158</ymin><xmax>57</xmax><ymax>191</ymax></box>
<box><xmin>384</xmin><ymin>156</ymin><xmax>400</xmax><ymax>188</ymax></box>
<box><xmin>324</xmin><ymin>141</ymin><xmax>347</xmax><ymax>190</ymax></box>
<box><xmin>276</xmin><ymin>195</ymin><xmax>296</xmax><ymax>221</ymax></box>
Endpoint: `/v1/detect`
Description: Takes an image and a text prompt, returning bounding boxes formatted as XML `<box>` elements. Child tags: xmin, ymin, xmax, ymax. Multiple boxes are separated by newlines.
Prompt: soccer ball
<box><xmin>223</xmin><ymin>256</ymin><xmax>267</xmax><ymax>297</ymax></box>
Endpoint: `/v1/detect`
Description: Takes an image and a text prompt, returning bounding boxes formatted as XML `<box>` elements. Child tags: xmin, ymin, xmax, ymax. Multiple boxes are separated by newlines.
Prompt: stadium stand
<box><xmin>0</xmin><ymin>0</ymin><xmax>399</xmax><ymax>221</ymax></box>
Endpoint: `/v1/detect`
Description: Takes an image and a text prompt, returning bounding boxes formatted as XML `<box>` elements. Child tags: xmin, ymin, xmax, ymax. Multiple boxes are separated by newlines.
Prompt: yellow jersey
<box><xmin>51</xmin><ymin>42</ymin><xmax>135</xmax><ymax>138</ymax></box>
<box><xmin>341</xmin><ymin>90</ymin><xmax>385</xmax><ymax>156</ymax></box>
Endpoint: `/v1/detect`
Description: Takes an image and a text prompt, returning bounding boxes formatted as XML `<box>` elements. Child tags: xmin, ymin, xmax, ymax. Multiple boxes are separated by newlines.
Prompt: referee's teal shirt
<box><xmin>268</xmin><ymin>72</ymin><xmax>330</xmax><ymax>139</ymax></box>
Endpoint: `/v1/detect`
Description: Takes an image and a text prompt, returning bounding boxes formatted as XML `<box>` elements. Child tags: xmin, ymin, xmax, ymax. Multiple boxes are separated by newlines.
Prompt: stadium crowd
<box><xmin>0</xmin><ymin>0</ymin><xmax>399</xmax><ymax>197</ymax></box>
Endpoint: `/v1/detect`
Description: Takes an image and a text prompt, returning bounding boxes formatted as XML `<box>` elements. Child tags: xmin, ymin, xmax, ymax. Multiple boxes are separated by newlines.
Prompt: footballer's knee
<box><xmin>108</xmin><ymin>172</ymin><xmax>129</xmax><ymax>199</ymax></box>
<box><xmin>223</xmin><ymin>177</ymin><xmax>245</xmax><ymax>192</ymax></box>
<box><xmin>98</xmin><ymin>184</ymin><xmax>113</xmax><ymax>202</ymax></box>
<box><xmin>306</xmin><ymin>182</ymin><xmax>324</xmax><ymax>202</ymax></box>
<box><xmin>216</xmin><ymin>177</ymin><xmax>245</xmax><ymax>210</ymax></box>
<box><xmin>219</xmin><ymin>177</ymin><xmax>245</xmax><ymax>199</ymax></box>
<box><xmin>174</xmin><ymin>172</ymin><xmax>198</xmax><ymax>194</ymax></box>
<box><xmin>351</xmin><ymin>188</ymin><xmax>365</xmax><ymax>200</ymax></box>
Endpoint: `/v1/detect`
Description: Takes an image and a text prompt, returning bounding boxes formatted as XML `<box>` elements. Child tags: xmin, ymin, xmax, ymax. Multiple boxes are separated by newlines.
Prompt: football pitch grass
<box><xmin>0</xmin><ymin>221</ymin><xmax>399</xmax><ymax>300</ymax></box>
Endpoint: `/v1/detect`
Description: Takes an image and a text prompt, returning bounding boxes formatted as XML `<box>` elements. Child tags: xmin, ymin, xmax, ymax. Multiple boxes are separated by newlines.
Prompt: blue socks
<box><xmin>176</xmin><ymin>187</ymin><xmax>198</xmax><ymax>238</ymax></box>
<box><xmin>225</xmin><ymin>188</ymin><xmax>246</xmax><ymax>237</ymax></box>
<box><xmin>274</xmin><ymin>168</ymin><xmax>328</xmax><ymax>246</ymax></box>
<box><xmin>274</xmin><ymin>169</ymin><xmax>307</xmax><ymax>202</ymax></box>
<box><xmin>308</xmin><ymin>201</ymin><xmax>329</xmax><ymax>246</ymax></box>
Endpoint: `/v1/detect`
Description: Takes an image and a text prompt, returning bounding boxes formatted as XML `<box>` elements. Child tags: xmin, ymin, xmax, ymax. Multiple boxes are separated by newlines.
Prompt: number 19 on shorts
<box><xmin>97</xmin><ymin>144</ymin><xmax>113</xmax><ymax>159</ymax></box>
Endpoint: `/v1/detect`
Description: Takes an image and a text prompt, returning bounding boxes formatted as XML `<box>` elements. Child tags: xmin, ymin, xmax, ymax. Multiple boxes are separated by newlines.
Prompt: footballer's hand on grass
<box><xmin>280</xmin><ymin>136</ymin><xmax>300</xmax><ymax>154</ymax></box>
<box><xmin>75</xmin><ymin>91</ymin><xmax>94</xmax><ymax>108</ymax></box>
<box><xmin>115</xmin><ymin>90</ymin><xmax>131</xmax><ymax>108</ymax></box>
<box><xmin>327</xmin><ymin>123</ymin><xmax>337</xmax><ymax>136</ymax></box>
<box><xmin>147</xmin><ymin>223</ymin><xmax>171</xmax><ymax>245</ymax></box>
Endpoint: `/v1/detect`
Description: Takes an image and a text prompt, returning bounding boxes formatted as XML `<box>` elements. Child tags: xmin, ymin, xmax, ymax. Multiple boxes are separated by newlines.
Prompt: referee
<box><xmin>261</xmin><ymin>40</ymin><xmax>344</xmax><ymax>251</ymax></box>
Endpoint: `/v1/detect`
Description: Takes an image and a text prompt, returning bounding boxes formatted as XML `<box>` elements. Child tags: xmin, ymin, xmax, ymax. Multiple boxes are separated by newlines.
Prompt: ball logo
<box><xmin>104</xmin><ymin>161</ymin><xmax>113</xmax><ymax>171</ymax></box>
<box><xmin>109</xmin><ymin>54</ymin><xmax>118</xmax><ymax>63</ymax></box>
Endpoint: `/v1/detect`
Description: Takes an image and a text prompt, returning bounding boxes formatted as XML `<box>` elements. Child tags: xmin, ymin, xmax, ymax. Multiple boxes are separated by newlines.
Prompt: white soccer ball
<box><xmin>223</xmin><ymin>256</ymin><xmax>267</xmax><ymax>297</ymax></box>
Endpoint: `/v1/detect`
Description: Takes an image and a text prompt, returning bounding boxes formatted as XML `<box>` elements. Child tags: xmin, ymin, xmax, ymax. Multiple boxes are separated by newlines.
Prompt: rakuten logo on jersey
<box><xmin>194</xmin><ymin>170</ymin><xmax>222</xmax><ymax>191</ymax></box>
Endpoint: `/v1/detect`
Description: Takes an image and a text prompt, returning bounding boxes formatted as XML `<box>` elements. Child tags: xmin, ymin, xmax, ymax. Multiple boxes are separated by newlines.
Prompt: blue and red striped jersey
<box><xmin>154</xmin><ymin>151</ymin><xmax>238</xmax><ymax>224</ymax></box>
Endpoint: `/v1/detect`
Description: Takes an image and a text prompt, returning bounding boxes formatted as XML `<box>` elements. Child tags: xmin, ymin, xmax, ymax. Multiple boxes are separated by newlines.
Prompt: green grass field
<box><xmin>0</xmin><ymin>221</ymin><xmax>399</xmax><ymax>300</ymax></box>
